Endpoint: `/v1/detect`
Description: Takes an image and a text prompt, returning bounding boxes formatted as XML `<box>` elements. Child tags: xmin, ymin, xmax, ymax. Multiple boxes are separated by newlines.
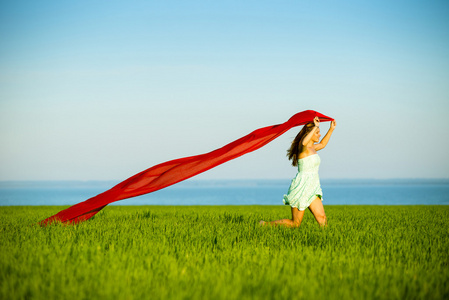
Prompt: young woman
<box><xmin>260</xmin><ymin>116</ymin><xmax>336</xmax><ymax>227</ymax></box>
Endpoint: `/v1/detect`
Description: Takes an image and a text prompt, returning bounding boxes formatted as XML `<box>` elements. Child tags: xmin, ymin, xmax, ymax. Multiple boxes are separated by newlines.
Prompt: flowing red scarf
<box><xmin>40</xmin><ymin>110</ymin><xmax>333</xmax><ymax>225</ymax></box>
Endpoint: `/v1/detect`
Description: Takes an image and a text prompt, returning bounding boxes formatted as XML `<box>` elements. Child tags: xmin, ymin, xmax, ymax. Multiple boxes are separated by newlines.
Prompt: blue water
<box><xmin>1</xmin><ymin>179</ymin><xmax>448</xmax><ymax>206</ymax></box>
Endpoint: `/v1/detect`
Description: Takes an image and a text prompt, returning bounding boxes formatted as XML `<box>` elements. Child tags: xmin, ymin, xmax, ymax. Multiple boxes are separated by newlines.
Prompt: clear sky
<box><xmin>1</xmin><ymin>0</ymin><xmax>448</xmax><ymax>181</ymax></box>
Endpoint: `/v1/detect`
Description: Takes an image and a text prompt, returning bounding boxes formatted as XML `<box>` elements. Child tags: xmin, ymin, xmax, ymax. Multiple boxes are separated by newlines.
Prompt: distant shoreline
<box><xmin>1</xmin><ymin>178</ymin><xmax>448</xmax><ymax>188</ymax></box>
<box><xmin>2</xmin><ymin>179</ymin><xmax>448</xmax><ymax>206</ymax></box>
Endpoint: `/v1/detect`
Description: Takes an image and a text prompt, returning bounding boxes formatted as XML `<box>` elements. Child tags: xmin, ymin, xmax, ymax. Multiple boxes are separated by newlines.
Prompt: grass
<box><xmin>1</xmin><ymin>205</ymin><xmax>448</xmax><ymax>300</ymax></box>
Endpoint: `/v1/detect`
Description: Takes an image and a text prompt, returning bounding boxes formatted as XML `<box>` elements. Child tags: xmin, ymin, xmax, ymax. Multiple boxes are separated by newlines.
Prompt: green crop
<box><xmin>1</xmin><ymin>205</ymin><xmax>448</xmax><ymax>299</ymax></box>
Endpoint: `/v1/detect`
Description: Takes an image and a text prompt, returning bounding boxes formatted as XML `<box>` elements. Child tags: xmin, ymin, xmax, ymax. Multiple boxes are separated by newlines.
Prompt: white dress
<box><xmin>283</xmin><ymin>154</ymin><xmax>323</xmax><ymax>211</ymax></box>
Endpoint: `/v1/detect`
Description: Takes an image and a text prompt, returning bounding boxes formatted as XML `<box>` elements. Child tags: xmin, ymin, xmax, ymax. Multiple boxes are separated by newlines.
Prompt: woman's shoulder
<box><xmin>298</xmin><ymin>147</ymin><xmax>317</xmax><ymax>160</ymax></box>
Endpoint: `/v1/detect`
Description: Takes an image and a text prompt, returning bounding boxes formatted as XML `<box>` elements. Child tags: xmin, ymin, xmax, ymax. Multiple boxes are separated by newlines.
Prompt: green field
<box><xmin>1</xmin><ymin>205</ymin><xmax>448</xmax><ymax>299</ymax></box>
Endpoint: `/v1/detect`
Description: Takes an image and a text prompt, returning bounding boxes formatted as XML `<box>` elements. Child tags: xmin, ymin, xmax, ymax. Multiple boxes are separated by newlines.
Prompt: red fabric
<box><xmin>40</xmin><ymin>110</ymin><xmax>333</xmax><ymax>225</ymax></box>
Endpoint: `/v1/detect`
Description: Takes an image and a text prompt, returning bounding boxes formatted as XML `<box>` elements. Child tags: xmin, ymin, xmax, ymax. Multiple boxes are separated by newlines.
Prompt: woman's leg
<box><xmin>308</xmin><ymin>197</ymin><xmax>327</xmax><ymax>227</ymax></box>
<box><xmin>260</xmin><ymin>207</ymin><xmax>305</xmax><ymax>228</ymax></box>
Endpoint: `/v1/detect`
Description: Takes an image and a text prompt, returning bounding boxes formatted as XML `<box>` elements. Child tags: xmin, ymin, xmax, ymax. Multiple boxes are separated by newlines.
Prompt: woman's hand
<box><xmin>314</xmin><ymin>119</ymin><xmax>336</xmax><ymax>150</ymax></box>
<box><xmin>330</xmin><ymin>120</ymin><xmax>336</xmax><ymax>130</ymax></box>
<box><xmin>313</xmin><ymin>116</ymin><xmax>320</xmax><ymax>127</ymax></box>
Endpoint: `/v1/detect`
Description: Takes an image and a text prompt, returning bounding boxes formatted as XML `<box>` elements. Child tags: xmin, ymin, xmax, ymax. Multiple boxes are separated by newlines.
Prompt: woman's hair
<box><xmin>287</xmin><ymin>122</ymin><xmax>315</xmax><ymax>167</ymax></box>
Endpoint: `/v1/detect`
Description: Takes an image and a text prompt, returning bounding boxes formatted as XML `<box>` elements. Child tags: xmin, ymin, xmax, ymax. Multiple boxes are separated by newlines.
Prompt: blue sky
<box><xmin>1</xmin><ymin>0</ymin><xmax>448</xmax><ymax>181</ymax></box>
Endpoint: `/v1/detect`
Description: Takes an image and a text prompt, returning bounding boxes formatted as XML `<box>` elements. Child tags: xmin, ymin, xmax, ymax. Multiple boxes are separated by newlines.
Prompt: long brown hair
<box><xmin>287</xmin><ymin>122</ymin><xmax>315</xmax><ymax>167</ymax></box>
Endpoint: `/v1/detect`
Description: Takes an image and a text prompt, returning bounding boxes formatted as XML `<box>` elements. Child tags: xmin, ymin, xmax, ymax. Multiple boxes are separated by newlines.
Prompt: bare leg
<box><xmin>260</xmin><ymin>207</ymin><xmax>304</xmax><ymax>228</ymax></box>
<box><xmin>308</xmin><ymin>197</ymin><xmax>327</xmax><ymax>227</ymax></box>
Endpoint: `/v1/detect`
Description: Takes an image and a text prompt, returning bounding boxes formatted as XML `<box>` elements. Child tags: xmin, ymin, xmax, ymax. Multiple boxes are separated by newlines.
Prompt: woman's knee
<box><xmin>292</xmin><ymin>218</ymin><xmax>302</xmax><ymax>227</ymax></box>
<box><xmin>291</xmin><ymin>209</ymin><xmax>304</xmax><ymax>227</ymax></box>
<box><xmin>315</xmin><ymin>213</ymin><xmax>327</xmax><ymax>225</ymax></box>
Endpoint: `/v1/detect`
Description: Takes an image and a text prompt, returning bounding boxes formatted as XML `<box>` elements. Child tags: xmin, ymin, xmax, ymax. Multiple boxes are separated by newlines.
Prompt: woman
<box><xmin>260</xmin><ymin>116</ymin><xmax>336</xmax><ymax>227</ymax></box>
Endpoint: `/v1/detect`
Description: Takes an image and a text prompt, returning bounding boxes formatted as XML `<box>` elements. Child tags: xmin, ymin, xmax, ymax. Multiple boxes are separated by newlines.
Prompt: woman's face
<box><xmin>312</xmin><ymin>128</ymin><xmax>321</xmax><ymax>142</ymax></box>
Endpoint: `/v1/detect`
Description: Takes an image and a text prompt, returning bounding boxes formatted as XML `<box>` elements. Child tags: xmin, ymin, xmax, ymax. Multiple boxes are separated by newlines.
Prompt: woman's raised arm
<box><xmin>301</xmin><ymin>116</ymin><xmax>320</xmax><ymax>146</ymax></box>
<box><xmin>315</xmin><ymin>120</ymin><xmax>336</xmax><ymax>151</ymax></box>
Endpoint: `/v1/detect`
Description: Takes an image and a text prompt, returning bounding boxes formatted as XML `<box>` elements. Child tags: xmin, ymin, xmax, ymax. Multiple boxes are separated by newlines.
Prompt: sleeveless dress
<box><xmin>283</xmin><ymin>153</ymin><xmax>323</xmax><ymax>211</ymax></box>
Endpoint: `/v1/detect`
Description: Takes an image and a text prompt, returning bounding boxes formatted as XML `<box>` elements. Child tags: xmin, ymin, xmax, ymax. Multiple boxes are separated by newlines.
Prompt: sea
<box><xmin>0</xmin><ymin>179</ymin><xmax>448</xmax><ymax>206</ymax></box>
